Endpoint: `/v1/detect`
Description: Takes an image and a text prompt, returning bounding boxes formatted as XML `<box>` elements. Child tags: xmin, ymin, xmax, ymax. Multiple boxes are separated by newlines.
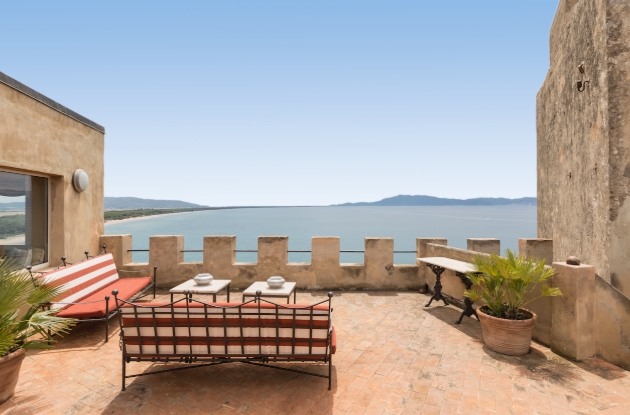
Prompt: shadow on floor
<box><xmin>98</xmin><ymin>360</ymin><xmax>337</xmax><ymax>414</ymax></box>
<box><xmin>423</xmin><ymin>305</ymin><xmax>483</xmax><ymax>340</ymax></box>
<box><xmin>576</xmin><ymin>358</ymin><xmax>628</xmax><ymax>381</ymax></box>
<box><xmin>0</xmin><ymin>394</ymin><xmax>57</xmax><ymax>414</ymax></box>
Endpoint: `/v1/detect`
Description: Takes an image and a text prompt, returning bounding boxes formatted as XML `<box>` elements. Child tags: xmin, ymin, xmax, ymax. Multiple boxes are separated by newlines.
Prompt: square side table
<box><xmin>169</xmin><ymin>279</ymin><xmax>231</xmax><ymax>302</ymax></box>
<box><xmin>242</xmin><ymin>281</ymin><xmax>297</xmax><ymax>304</ymax></box>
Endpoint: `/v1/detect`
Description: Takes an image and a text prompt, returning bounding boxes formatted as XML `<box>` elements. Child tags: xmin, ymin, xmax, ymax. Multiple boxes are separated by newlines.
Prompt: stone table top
<box><xmin>242</xmin><ymin>281</ymin><xmax>297</xmax><ymax>297</ymax></box>
<box><xmin>169</xmin><ymin>279</ymin><xmax>231</xmax><ymax>294</ymax></box>
<box><xmin>417</xmin><ymin>257</ymin><xmax>476</xmax><ymax>274</ymax></box>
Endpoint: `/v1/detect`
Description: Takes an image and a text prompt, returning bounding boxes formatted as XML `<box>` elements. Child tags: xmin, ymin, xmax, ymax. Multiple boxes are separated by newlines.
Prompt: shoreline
<box><xmin>104</xmin><ymin>210</ymin><xmax>198</xmax><ymax>225</ymax></box>
<box><xmin>0</xmin><ymin>234</ymin><xmax>26</xmax><ymax>244</ymax></box>
<box><xmin>104</xmin><ymin>210</ymin><xmax>200</xmax><ymax>225</ymax></box>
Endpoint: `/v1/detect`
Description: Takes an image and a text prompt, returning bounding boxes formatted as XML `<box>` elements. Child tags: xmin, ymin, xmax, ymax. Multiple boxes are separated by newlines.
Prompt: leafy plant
<box><xmin>0</xmin><ymin>259</ymin><xmax>76</xmax><ymax>357</ymax></box>
<box><xmin>464</xmin><ymin>249</ymin><xmax>562</xmax><ymax>320</ymax></box>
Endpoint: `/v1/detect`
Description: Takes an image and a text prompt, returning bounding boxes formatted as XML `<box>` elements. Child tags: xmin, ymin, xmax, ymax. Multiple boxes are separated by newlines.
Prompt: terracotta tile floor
<box><xmin>1</xmin><ymin>290</ymin><xmax>629</xmax><ymax>415</ymax></box>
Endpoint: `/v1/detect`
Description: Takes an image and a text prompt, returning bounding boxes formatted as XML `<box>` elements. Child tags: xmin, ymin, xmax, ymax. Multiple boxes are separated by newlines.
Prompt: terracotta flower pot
<box><xmin>477</xmin><ymin>307</ymin><xmax>537</xmax><ymax>356</ymax></box>
<box><xmin>0</xmin><ymin>349</ymin><xmax>25</xmax><ymax>405</ymax></box>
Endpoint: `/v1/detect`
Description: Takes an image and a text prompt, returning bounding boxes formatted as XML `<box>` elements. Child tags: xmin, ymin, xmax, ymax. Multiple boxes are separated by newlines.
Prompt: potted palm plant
<box><xmin>464</xmin><ymin>250</ymin><xmax>562</xmax><ymax>356</ymax></box>
<box><xmin>0</xmin><ymin>260</ymin><xmax>76</xmax><ymax>404</ymax></box>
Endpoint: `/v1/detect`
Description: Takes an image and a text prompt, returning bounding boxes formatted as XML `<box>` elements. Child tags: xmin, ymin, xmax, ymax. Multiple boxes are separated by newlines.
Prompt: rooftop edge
<box><xmin>0</xmin><ymin>71</ymin><xmax>105</xmax><ymax>134</ymax></box>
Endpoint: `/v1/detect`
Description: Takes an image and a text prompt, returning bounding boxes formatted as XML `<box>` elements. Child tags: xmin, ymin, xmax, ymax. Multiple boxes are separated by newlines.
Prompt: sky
<box><xmin>1</xmin><ymin>1</ymin><xmax>559</xmax><ymax>206</ymax></box>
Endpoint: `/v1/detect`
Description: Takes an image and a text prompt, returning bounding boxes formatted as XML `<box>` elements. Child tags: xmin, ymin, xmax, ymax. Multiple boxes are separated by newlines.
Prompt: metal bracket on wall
<box><xmin>576</xmin><ymin>63</ymin><xmax>589</xmax><ymax>92</ymax></box>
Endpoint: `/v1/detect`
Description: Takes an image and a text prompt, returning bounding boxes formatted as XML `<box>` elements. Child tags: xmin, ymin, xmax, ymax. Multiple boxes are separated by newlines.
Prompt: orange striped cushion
<box><xmin>120</xmin><ymin>302</ymin><xmax>334</xmax><ymax>357</ymax></box>
<box><xmin>39</xmin><ymin>254</ymin><xmax>119</xmax><ymax>310</ymax></box>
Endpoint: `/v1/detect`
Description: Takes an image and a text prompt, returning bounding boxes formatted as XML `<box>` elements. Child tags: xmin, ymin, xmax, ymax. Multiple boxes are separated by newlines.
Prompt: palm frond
<box><xmin>0</xmin><ymin>260</ymin><xmax>76</xmax><ymax>357</ymax></box>
<box><xmin>468</xmin><ymin>249</ymin><xmax>560</xmax><ymax>319</ymax></box>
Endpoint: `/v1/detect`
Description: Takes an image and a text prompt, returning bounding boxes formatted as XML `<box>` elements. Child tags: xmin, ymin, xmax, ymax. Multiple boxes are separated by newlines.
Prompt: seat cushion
<box><xmin>57</xmin><ymin>277</ymin><xmax>152</xmax><ymax>319</ymax></box>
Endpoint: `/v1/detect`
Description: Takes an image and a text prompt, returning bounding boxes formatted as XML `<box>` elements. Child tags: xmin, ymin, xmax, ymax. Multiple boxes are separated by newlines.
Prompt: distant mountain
<box><xmin>335</xmin><ymin>195</ymin><xmax>537</xmax><ymax>206</ymax></box>
<box><xmin>104</xmin><ymin>197</ymin><xmax>208</xmax><ymax>210</ymax></box>
<box><xmin>0</xmin><ymin>202</ymin><xmax>25</xmax><ymax>211</ymax></box>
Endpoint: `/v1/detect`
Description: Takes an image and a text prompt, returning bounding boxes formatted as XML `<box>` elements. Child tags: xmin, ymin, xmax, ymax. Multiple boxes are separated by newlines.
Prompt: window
<box><xmin>0</xmin><ymin>170</ymin><xmax>48</xmax><ymax>267</ymax></box>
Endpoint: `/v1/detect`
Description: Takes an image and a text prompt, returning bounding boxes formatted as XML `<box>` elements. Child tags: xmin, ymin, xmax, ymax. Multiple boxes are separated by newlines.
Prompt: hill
<box><xmin>335</xmin><ymin>195</ymin><xmax>536</xmax><ymax>206</ymax></box>
<box><xmin>104</xmin><ymin>197</ymin><xmax>208</xmax><ymax>210</ymax></box>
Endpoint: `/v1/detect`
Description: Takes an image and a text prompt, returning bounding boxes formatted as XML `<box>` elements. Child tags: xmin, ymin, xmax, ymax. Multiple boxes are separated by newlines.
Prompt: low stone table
<box><xmin>242</xmin><ymin>281</ymin><xmax>297</xmax><ymax>304</ymax></box>
<box><xmin>169</xmin><ymin>279</ymin><xmax>231</xmax><ymax>302</ymax></box>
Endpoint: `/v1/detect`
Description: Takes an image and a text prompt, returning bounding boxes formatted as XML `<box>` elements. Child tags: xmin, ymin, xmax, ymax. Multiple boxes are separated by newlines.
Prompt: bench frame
<box><xmin>30</xmin><ymin>251</ymin><xmax>157</xmax><ymax>343</ymax></box>
<box><xmin>113</xmin><ymin>290</ymin><xmax>334</xmax><ymax>391</ymax></box>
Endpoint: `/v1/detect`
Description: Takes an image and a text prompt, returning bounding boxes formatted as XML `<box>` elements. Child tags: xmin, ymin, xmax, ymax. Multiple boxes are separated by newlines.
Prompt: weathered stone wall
<box><xmin>537</xmin><ymin>0</ymin><xmax>610</xmax><ymax>285</ymax></box>
<box><xmin>0</xmin><ymin>74</ymin><xmax>105</xmax><ymax>266</ymax></box>
<box><xmin>538</xmin><ymin>0</ymin><xmax>630</xmax><ymax>370</ymax></box>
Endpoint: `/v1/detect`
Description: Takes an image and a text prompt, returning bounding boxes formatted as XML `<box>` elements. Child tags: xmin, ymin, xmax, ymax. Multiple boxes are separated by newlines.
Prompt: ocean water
<box><xmin>104</xmin><ymin>205</ymin><xmax>537</xmax><ymax>264</ymax></box>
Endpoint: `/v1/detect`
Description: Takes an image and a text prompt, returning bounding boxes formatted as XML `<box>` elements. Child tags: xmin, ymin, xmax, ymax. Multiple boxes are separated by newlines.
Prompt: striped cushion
<box><xmin>40</xmin><ymin>254</ymin><xmax>119</xmax><ymax>310</ymax></box>
<box><xmin>120</xmin><ymin>302</ymin><xmax>334</xmax><ymax>358</ymax></box>
<box><xmin>56</xmin><ymin>277</ymin><xmax>152</xmax><ymax>319</ymax></box>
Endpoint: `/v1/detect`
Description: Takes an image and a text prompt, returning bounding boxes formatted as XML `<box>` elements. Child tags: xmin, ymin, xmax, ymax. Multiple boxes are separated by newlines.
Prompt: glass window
<box><xmin>0</xmin><ymin>171</ymin><xmax>48</xmax><ymax>267</ymax></box>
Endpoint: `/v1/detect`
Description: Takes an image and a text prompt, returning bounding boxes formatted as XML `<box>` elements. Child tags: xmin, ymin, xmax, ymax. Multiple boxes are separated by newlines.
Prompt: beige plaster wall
<box><xmin>0</xmin><ymin>82</ymin><xmax>104</xmax><ymax>266</ymax></box>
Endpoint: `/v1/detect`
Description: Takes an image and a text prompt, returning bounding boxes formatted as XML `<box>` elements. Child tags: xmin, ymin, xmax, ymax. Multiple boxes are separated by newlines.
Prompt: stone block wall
<box><xmin>101</xmin><ymin>235</ymin><xmax>420</xmax><ymax>290</ymax></box>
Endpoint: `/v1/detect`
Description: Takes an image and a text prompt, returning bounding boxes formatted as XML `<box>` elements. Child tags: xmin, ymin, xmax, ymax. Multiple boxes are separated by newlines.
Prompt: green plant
<box><xmin>0</xmin><ymin>259</ymin><xmax>76</xmax><ymax>357</ymax></box>
<box><xmin>464</xmin><ymin>249</ymin><xmax>562</xmax><ymax>320</ymax></box>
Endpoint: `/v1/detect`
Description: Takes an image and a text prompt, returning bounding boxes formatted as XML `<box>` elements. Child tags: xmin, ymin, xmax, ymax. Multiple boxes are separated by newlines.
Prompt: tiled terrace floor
<box><xmin>1</xmin><ymin>290</ymin><xmax>629</xmax><ymax>415</ymax></box>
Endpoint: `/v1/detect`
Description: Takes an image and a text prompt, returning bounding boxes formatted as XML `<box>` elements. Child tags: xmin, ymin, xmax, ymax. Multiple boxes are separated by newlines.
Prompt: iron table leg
<box><xmin>455</xmin><ymin>272</ymin><xmax>478</xmax><ymax>324</ymax></box>
<box><xmin>425</xmin><ymin>264</ymin><xmax>448</xmax><ymax>307</ymax></box>
<box><xmin>227</xmin><ymin>283</ymin><xmax>230</xmax><ymax>302</ymax></box>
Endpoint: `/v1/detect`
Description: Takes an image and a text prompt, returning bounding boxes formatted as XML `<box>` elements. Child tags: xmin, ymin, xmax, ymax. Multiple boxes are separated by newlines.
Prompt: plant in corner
<box><xmin>464</xmin><ymin>249</ymin><xmax>562</xmax><ymax>356</ymax></box>
<box><xmin>0</xmin><ymin>260</ymin><xmax>76</xmax><ymax>404</ymax></box>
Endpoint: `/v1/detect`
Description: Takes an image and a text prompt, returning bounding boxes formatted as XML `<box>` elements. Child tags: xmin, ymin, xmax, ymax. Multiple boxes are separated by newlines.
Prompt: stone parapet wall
<box><xmin>100</xmin><ymin>233</ymin><xmax>630</xmax><ymax>370</ymax></box>
<box><xmin>101</xmin><ymin>234</ymin><xmax>421</xmax><ymax>290</ymax></box>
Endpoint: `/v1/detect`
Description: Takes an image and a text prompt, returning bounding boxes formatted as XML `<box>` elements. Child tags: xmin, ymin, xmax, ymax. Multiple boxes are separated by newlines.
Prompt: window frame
<box><xmin>0</xmin><ymin>167</ymin><xmax>51</xmax><ymax>270</ymax></box>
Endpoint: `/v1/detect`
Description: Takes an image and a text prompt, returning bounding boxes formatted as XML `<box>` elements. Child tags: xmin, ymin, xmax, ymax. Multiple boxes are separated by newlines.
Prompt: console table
<box><xmin>417</xmin><ymin>257</ymin><xmax>479</xmax><ymax>324</ymax></box>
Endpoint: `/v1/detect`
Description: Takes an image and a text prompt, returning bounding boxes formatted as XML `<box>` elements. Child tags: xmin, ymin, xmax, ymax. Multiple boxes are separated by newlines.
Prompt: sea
<box><xmin>104</xmin><ymin>205</ymin><xmax>537</xmax><ymax>265</ymax></box>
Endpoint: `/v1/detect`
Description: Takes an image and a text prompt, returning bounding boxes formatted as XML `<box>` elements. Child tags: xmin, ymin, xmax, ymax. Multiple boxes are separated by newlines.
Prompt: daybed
<box><xmin>113</xmin><ymin>291</ymin><xmax>336</xmax><ymax>390</ymax></box>
<box><xmin>33</xmin><ymin>252</ymin><xmax>156</xmax><ymax>342</ymax></box>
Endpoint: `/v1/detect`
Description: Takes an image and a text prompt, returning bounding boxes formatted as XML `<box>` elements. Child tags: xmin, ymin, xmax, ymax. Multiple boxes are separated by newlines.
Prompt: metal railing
<box><xmin>127</xmin><ymin>249</ymin><xmax>418</xmax><ymax>253</ymax></box>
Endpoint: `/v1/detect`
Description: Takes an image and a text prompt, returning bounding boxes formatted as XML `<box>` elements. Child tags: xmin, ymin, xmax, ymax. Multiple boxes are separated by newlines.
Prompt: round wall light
<box><xmin>72</xmin><ymin>169</ymin><xmax>89</xmax><ymax>192</ymax></box>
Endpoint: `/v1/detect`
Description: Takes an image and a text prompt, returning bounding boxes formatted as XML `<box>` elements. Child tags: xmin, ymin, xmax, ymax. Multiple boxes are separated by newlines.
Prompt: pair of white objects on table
<box><xmin>170</xmin><ymin>275</ymin><xmax>297</xmax><ymax>304</ymax></box>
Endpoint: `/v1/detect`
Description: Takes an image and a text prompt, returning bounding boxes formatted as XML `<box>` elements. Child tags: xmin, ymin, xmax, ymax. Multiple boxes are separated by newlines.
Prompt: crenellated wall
<box><xmin>100</xmin><ymin>235</ymin><xmax>420</xmax><ymax>290</ymax></box>
<box><xmin>99</xmin><ymin>233</ymin><xmax>630</xmax><ymax>369</ymax></box>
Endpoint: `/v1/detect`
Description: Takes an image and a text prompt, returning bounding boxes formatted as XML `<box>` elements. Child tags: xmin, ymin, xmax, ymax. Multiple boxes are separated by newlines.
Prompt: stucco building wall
<box><xmin>538</xmin><ymin>0</ymin><xmax>630</xmax><ymax>370</ymax></box>
<box><xmin>0</xmin><ymin>72</ymin><xmax>105</xmax><ymax>266</ymax></box>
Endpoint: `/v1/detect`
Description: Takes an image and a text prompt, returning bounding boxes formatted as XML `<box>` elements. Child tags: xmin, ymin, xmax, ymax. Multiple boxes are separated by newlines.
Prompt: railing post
<box><xmin>149</xmin><ymin>235</ymin><xmax>184</xmax><ymax>286</ymax></box>
<box><xmin>203</xmin><ymin>235</ymin><xmax>237</xmax><ymax>271</ymax></box>
<box><xmin>312</xmin><ymin>237</ymin><xmax>340</xmax><ymax>287</ymax></box>
<box><xmin>99</xmin><ymin>235</ymin><xmax>133</xmax><ymax>267</ymax></box>
<box><xmin>416</xmin><ymin>238</ymin><xmax>447</xmax><ymax>287</ymax></box>
<box><xmin>551</xmin><ymin>260</ymin><xmax>596</xmax><ymax>361</ymax></box>
<box><xmin>519</xmin><ymin>238</ymin><xmax>554</xmax><ymax>345</ymax></box>
<box><xmin>364</xmin><ymin>238</ymin><xmax>394</xmax><ymax>287</ymax></box>
<box><xmin>467</xmin><ymin>238</ymin><xmax>500</xmax><ymax>255</ymax></box>
<box><xmin>258</xmin><ymin>236</ymin><xmax>288</xmax><ymax>279</ymax></box>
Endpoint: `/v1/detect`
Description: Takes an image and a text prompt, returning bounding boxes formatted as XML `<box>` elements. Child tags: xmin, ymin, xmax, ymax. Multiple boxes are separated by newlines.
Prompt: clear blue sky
<box><xmin>2</xmin><ymin>1</ymin><xmax>559</xmax><ymax>206</ymax></box>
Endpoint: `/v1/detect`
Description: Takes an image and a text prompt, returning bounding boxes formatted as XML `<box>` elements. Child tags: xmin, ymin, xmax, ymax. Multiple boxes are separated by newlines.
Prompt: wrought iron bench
<box><xmin>32</xmin><ymin>252</ymin><xmax>156</xmax><ymax>342</ymax></box>
<box><xmin>112</xmin><ymin>290</ymin><xmax>336</xmax><ymax>391</ymax></box>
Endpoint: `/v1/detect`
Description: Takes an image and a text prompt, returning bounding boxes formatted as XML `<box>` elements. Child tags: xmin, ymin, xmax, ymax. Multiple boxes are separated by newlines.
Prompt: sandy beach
<box><xmin>104</xmin><ymin>209</ymin><xmax>199</xmax><ymax>225</ymax></box>
<box><xmin>0</xmin><ymin>234</ymin><xmax>25</xmax><ymax>244</ymax></box>
<box><xmin>0</xmin><ymin>211</ymin><xmax>24</xmax><ymax>217</ymax></box>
